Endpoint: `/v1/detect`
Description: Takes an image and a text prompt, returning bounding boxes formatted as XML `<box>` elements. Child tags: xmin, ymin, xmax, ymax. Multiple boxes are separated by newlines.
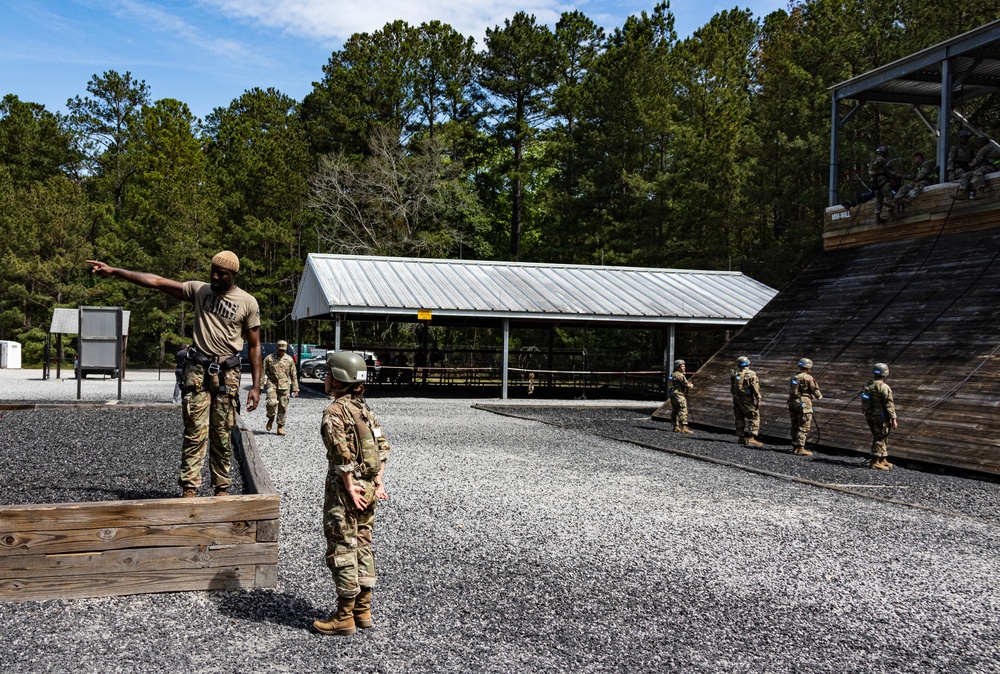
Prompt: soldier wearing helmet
<box><xmin>948</xmin><ymin>129</ymin><xmax>975</xmax><ymax>181</ymax></box>
<box><xmin>668</xmin><ymin>359</ymin><xmax>695</xmax><ymax>435</ymax></box>
<box><xmin>314</xmin><ymin>351</ymin><xmax>391</xmax><ymax>636</ymax></box>
<box><xmin>263</xmin><ymin>339</ymin><xmax>299</xmax><ymax>435</ymax></box>
<box><xmin>787</xmin><ymin>358</ymin><xmax>823</xmax><ymax>456</ymax></box>
<box><xmin>958</xmin><ymin>136</ymin><xmax>1000</xmax><ymax>200</ymax></box>
<box><xmin>868</xmin><ymin>145</ymin><xmax>902</xmax><ymax>224</ymax></box>
<box><xmin>860</xmin><ymin>362</ymin><xmax>897</xmax><ymax>470</ymax></box>
<box><xmin>731</xmin><ymin>356</ymin><xmax>763</xmax><ymax>447</ymax></box>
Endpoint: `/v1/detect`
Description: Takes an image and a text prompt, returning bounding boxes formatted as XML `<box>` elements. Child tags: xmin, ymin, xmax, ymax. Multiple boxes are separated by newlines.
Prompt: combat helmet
<box><xmin>326</xmin><ymin>351</ymin><xmax>368</xmax><ymax>384</ymax></box>
<box><xmin>673</xmin><ymin>359</ymin><xmax>685</xmax><ymax>369</ymax></box>
<box><xmin>875</xmin><ymin>145</ymin><xmax>888</xmax><ymax>155</ymax></box>
<box><xmin>959</xmin><ymin>129</ymin><xmax>972</xmax><ymax>139</ymax></box>
<box><xmin>736</xmin><ymin>355</ymin><xmax>750</xmax><ymax>367</ymax></box>
<box><xmin>873</xmin><ymin>362</ymin><xmax>889</xmax><ymax>377</ymax></box>
<box><xmin>798</xmin><ymin>358</ymin><xmax>813</xmax><ymax>369</ymax></box>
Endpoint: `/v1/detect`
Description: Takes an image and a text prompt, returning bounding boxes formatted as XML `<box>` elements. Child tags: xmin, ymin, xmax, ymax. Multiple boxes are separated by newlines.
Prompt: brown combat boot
<box><xmin>313</xmin><ymin>596</ymin><xmax>357</xmax><ymax>636</ymax></box>
<box><xmin>680</xmin><ymin>425</ymin><xmax>695</xmax><ymax>435</ymax></box>
<box><xmin>879</xmin><ymin>457</ymin><xmax>894</xmax><ymax>469</ymax></box>
<box><xmin>277</xmin><ymin>427</ymin><xmax>286</xmax><ymax>436</ymax></box>
<box><xmin>353</xmin><ymin>587</ymin><xmax>374</xmax><ymax>629</ymax></box>
<box><xmin>181</xmin><ymin>488</ymin><xmax>197</xmax><ymax>498</ymax></box>
<box><xmin>793</xmin><ymin>446</ymin><xmax>813</xmax><ymax>456</ymax></box>
<box><xmin>673</xmin><ymin>425</ymin><xmax>682</xmax><ymax>433</ymax></box>
<box><xmin>870</xmin><ymin>457</ymin><xmax>889</xmax><ymax>470</ymax></box>
<box><xmin>266</xmin><ymin>418</ymin><xmax>274</xmax><ymax>432</ymax></box>
<box><xmin>214</xmin><ymin>487</ymin><xmax>229</xmax><ymax>496</ymax></box>
<box><xmin>746</xmin><ymin>436</ymin><xmax>764</xmax><ymax>447</ymax></box>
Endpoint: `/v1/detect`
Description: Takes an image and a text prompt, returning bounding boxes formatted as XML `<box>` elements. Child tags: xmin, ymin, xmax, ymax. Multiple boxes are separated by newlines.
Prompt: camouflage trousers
<box><xmin>670</xmin><ymin>394</ymin><xmax>689</xmax><ymax>426</ymax></box>
<box><xmin>866</xmin><ymin>414</ymin><xmax>891</xmax><ymax>458</ymax></box>
<box><xmin>265</xmin><ymin>387</ymin><xmax>291</xmax><ymax>427</ymax></box>
<box><xmin>180</xmin><ymin>362</ymin><xmax>240</xmax><ymax>490</ymax></box>
<box><xmin>961</xmin><ymin>165</ymin><xmax>996</xmax><ymax>191</ymax></box>
<box><xmin>323</xmin><ymin>475</ymin><xmax>377</xmax><ymax>598</ymax></box>
<box><xmin>788</xmin><ymin>405</ymin><xmax>813</xmax><ymax>447</ymax></box>
<box><xmin>733</xmin><ymin>396</ymin><xmax>760</xmax><ymax>436</ymax></box>
<box><xmin>873</xmin><ymin>177</ymin><xmax>896</xmax><ymax>214</ymax></box>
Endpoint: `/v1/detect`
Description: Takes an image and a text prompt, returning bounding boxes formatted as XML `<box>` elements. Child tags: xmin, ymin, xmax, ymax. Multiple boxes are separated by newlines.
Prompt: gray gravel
<box><xmin>1</xmin><ymin>371</ymin><xmax>999</xmax><ymax>673</ymax></box>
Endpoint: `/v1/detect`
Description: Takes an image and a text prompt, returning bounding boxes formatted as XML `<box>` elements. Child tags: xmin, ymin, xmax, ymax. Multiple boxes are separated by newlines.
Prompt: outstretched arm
<box><xmin>86</xmin><ymin>260</ymin><xmax>185</xmax><ymax>301</ymax></box>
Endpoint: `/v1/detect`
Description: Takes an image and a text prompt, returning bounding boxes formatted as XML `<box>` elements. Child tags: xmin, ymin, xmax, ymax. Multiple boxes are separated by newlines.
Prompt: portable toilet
<box><xmin>0</xmin><ymin>340</ymin><xmax>22</xmax><ymax>369</ymax></box>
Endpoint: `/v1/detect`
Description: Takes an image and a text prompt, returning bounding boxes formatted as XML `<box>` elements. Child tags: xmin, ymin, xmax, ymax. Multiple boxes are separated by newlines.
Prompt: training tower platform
<box><xmin>655</xmin><ymin>22</ymin><xmax>1000</xmax><ymax>475</ymax></box>
<box><xmin>654</xmin><ymin>186</ymin><xmax>1000</xmax><ymax>475</ymax></box>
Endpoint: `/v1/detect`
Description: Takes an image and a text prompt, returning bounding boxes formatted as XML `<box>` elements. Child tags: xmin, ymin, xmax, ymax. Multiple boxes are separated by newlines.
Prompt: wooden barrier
<box><xmin>0</xmin><ymin>417</ymin><xmax>279</xmax><ymax>602</ymax></box>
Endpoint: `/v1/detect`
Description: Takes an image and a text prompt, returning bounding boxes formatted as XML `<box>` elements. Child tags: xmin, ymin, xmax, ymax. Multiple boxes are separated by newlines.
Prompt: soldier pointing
<box><xmin>87</xmin><ymin>251</ymin><xmax>262</xmax><ymax>497</ymax></box>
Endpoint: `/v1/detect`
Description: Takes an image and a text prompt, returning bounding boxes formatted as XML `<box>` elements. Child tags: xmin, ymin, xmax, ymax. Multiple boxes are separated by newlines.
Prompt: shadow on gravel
<box><xmin>214</xmin><ymin>589</ymin><xmax>320</xmax><ymax>629</ymax></box>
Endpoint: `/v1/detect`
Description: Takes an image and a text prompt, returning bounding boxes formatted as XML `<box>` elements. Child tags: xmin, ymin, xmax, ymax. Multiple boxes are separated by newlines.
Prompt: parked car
<box><xmin>301</xmin><ymin>350</ymin><xmax>380</xmax><ymax>381</ymax></box>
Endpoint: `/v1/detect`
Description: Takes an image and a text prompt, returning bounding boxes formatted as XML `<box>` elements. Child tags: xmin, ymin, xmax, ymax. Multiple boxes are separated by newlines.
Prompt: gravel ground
<box><xmin>1</xmin><ymin>370</ymin><xmax>999</xmax><ymax>673</ymax></box>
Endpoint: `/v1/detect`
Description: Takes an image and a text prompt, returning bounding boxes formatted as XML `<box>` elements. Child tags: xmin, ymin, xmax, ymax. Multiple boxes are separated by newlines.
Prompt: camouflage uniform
<box><xmin>899</xmin><ymin>157</ymin><xmax>936</xmax><ymax>204</ymax></box>
<box><xmin>180</xmin><ymin>361</ymin><xmax>241</xmax><ymax>490</ymax></box>
<box><xmin>731</xmin><ymin>365</ymin><xmax>761</xmax><ymax>438</ymax></box>
<box><xmin>948</xmin><ymin>136</ymin><xmax>975</xmax><ymax>181</ymax></box>
<box><xmin>264</xmin><ymin>351</ymin><xmax>299</xmax><ymax>429</ymax></box>
<box><xmin>787</xmin><ymin>370</ymin><xmax>822</xmax><ymax>449</ymax></box>
<box><xmin>861</xmin><ymin>379</ymin><xmax>896</xmax><ymax>459</ymax></box>
<box><xmin>669</xmin><ymin>367</ymin><xmax>694</xmax><ymax>426</ymax></box>
<box><xmin>868</xmin><ymin>152</ymin><xmax>900</xmax><ymax>219</ymax></box>
<box><xmin>963</xmin><ymin>142</ymin><xmax>1000</xmax><ymax>194</ymax></box>
<box><xmin>321</xmin><ymin>393</ymin><xmax>391</xmax><ymax>598</ymax></box>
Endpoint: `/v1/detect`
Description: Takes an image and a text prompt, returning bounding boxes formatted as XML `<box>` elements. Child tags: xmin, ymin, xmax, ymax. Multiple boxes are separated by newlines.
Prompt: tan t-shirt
<box><xmin>182</xmin><ymin>281</ymin><xmax>261</xmax><ymax>357</ymax></box>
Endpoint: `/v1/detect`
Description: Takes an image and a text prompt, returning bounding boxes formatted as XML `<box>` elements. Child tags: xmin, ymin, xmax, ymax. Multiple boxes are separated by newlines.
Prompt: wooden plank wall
<box><xmin>0</xmin><ymin>419</ymin><xmax>279</xmax><ymax>602</ymax></box>
<box><xmin>824</xmin><ymin>171</ymin><xmax>1000</xmax><ymax>251</ymax></box>
<box><xmin>655</xmin><ymin>219</ymin><xmax>1000</xmax><ymax>476</ymax></box>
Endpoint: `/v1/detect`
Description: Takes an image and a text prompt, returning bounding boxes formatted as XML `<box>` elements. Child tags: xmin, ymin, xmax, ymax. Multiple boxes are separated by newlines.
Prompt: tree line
<box><xmin>1</xmin><ymin>0</ymin><xmax>997</xmax><ymax>367</ymax></box>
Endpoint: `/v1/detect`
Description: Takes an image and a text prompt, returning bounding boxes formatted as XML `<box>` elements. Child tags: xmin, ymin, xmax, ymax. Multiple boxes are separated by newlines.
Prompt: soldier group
<box><xmin>88</xmin><ymin>251</ymin><xmax>392</xmax><ymax>636</ymax></box>
<box><xmin>850</xmin><ymin>131</ymin><xmax>1000</xmax><ymax>222</ymax></box>
<box><xmin>669</xmin><ymin>356</ymin><xmax>897</xmax><ymax>470</ymax></box>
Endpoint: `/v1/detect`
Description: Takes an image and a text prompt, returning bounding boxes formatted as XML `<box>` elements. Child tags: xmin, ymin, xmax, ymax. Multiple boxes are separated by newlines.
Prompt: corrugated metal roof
<box><xmin>50</xmin><ymin>307</ymin><xmax>132</xmax><ymax>335</ymax></box>
<box><xmin>832</xmin><ymin>20</ymin><xmax>1000</xmax><ymax>105</ymax></box>
<box><xmin>292</xmin><ymin>255</ymin><xmax>777</xmax><ymax>326</ymax></box>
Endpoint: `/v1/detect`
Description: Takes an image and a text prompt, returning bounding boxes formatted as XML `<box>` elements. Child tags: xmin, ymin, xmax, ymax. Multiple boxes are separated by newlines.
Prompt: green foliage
<box><xmin>3</xmin><ymin>3</ymin><xmax>999</xmax><ymax>364</ymax></box>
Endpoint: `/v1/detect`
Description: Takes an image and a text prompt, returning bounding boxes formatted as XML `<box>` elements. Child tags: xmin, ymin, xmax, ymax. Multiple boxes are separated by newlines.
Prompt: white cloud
<box><xmin>107</xmin><ymin>0</ymin><xmax>249</xmax><ymax>59</ymax></box>
<box><xmin>202</xmin><ymin>0</ymin><xmax>570</xmax><ymax>44</ymax></box>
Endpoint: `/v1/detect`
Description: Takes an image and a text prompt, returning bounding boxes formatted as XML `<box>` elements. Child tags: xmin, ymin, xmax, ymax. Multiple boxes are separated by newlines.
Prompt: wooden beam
<box><xmin>0</xmin><ymin>543</ymin><xmax>277</xmax><ymax>579</ymax></box>
<box><xmin>0</xmin><ymin>521</ymin><xmax>258</xmax><ymax>557</ymax></box>
<box><xmin>0</xmin><ymin>494</ymin><xmax>280</xmax><ymax>533</ymax></box>
<box><xmin>0</xmin><ymin>566</ymin><xmax>258</xmax><ymax>602</ymax></box>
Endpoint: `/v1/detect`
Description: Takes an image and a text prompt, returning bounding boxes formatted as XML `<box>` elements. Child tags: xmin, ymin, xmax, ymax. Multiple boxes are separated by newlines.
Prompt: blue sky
<box><xmin>1</xmin><ymin>0</ymin><xmax>790</xmax><ymax>121</ymax></box>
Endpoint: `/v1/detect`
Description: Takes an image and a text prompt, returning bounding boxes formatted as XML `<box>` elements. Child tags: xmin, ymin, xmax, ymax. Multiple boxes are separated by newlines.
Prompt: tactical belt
<box><xmin>183</xmin><ymin>347</ymin><xmax>241</xmax><ymax>396</ymax></box>
<box><xmin>187</xmin><ymin>347</ymin><xmax>241</xmax><ymax>375</ymax></box>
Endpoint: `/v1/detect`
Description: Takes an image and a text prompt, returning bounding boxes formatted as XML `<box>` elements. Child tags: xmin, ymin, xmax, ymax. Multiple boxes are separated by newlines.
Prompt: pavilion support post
<box><xmin>829</xmin><ymin>97</ymin><xmax>840</xmax><ymax>207</ymax></box>
<box><xmin>334</xmin><ymin>314</ymin><xmax>342</xmax><ymax>351</ymax></box>
<box><xmin>664</xmin><ymin>325</ymin><xmax>675</xmax><ymax>382</ymax></box>
<box><xmin>501</xmin><ymin>318</ymin><xmax>510</xmax><ymax>400</ymax></box>
<box><xmin>938</xmin><ymin>58</ymin><xmax>952</xmax><ymax>184</ymax></box>
<box><xmin>548</xmin><ymin>328</ymin><xmax>555</xmax><ymax>388</ymax></box>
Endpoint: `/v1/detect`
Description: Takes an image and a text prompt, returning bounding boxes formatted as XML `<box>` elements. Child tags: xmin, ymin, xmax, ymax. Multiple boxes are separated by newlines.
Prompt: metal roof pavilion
<box><xmin>829</xmin><ymin>19</ymin><xmax>1000</xmax><ymax>205</ymax></box>
<box><xmin>291</xmin><ymin>254</ymin><xmax>777</xmax><ymax>327</ymax></box>
<box><xmin>292</xmin><ymin>255</ymin><xmax>777</xmax><ymax>398</ymax></box>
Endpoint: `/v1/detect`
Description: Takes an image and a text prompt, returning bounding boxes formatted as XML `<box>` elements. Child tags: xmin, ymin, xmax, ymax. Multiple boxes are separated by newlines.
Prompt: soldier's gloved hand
<box><xmin>291</xmin><ymin>392</ymin><xmax>298</xmax><ymax>398</ymax></box>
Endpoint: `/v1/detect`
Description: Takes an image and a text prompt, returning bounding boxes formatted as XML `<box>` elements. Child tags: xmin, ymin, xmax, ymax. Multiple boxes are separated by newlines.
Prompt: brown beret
<box><xmin>212</xmin><ymin>250</ymin><xmax>240</xmax><ymax>273</ymax></box>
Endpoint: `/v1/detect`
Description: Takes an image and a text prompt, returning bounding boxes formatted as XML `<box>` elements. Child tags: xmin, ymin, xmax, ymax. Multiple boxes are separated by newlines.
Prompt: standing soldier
<box><xmin>263</xmin><ymin>340</ymin><xmax>299</xmax><ymax>435</ymax></box>
<box><xmin>731</xmin><ymin>356</ymin><xmax>763</xmax><ymax>447</ymax></box>
<box><xmin>868</xmin><ymin>146</ymin><xmax>901</xmax><ymax>224</ymax></box>
<box><xmin>947</xmin><ymin>129</ymin><xmax>975</xmax><ymax>181</ymax></box>
<box><xmin>787</xmin><ymin>358</ymin><xmax>822</xmax><ymax>456</ymax></box>
<box><xmin>861</xmin><ymin>362</ymin><xmax>897</xmax><ymax>471</ymax></box>
<box><xmin>313</xmin><ymin>351</ymin><xmax>391</xmax><ymax>636</ymax></box>
<box><xmin>87</xmin><ymin>252</ymin><xmax>262</xmax><ymax>497</ymax></box>
<box><xmin>669</xmin><ymin>359</ymin><xmax>695</xmax><ymax>434</ymax></box>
